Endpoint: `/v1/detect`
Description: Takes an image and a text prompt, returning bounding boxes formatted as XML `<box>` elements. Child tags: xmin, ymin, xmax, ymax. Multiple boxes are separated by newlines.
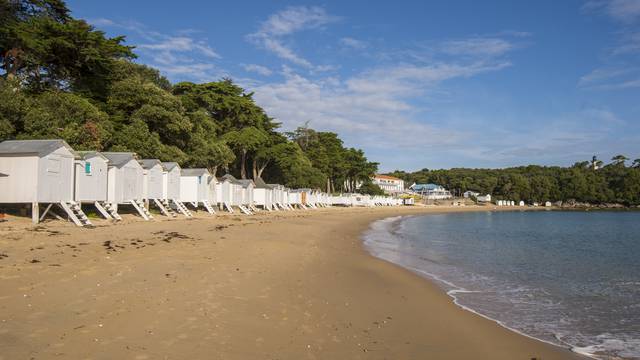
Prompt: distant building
<box><xmin>371</xmin><ymin>174</ymin><xmax>405</xmax><ymax>194</ymax></box>
<box><xmin>476</xmin><ymin>194</ymin><xmax>492</xmax><ymax>203</ymax></box>
<box><xmin>463</xmin><ymin>191</ymin><xmax>480</xmax><ymax>198</ymax></box>
<box><xmin>410</xmin><ymin>183</ymin><xmax>452</xmax><ymax>199</ymax></box>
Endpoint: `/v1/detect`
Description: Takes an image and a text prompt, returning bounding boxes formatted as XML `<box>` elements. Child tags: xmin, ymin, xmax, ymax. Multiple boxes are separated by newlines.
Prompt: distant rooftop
<box><xmin>102</xmin><ymin>152</ymin><xmax>137</xmax><ymax>168</ymax></box>
<box><xmin>139</xmin><ymin>159</ymin><xmax>162</xmax><ymax>169</ymax></box>
<box><xmin>0</xmin><ymin>139</ymin><xmax>75</xmax><ymax>157</ymax></box>
<box><xmin>374</xmin><ymin>174</ymin><xmax>402</xmax><ymax>181</ymax></box>
<box><xmin>181</xmin><ymin>168</ymin><xmax>209</xmax><ymax>176</ymax></box>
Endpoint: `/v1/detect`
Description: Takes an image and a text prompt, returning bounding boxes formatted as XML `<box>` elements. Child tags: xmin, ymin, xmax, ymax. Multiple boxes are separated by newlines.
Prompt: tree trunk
<box><xmin>240</xmin><ymin>149</ymin><xmax>247</xmax><ymax>179</ymax></box>
<box><xmin>209</xmin><ymin>166</ymin><xmax>218</xmax><ymax>178</ymax></box>
<box><xmin>252</xmin><ymin>158</ymin><xmax>258</xmax><ymax>180</ymax></box>
<box><xmin>257</xmin><ymin>161</ymin><xmax>269</xmax><ymax>179</ymax></box>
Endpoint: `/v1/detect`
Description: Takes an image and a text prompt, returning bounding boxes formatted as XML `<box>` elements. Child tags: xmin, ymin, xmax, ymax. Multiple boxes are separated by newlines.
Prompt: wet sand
<box><xmin>0</xmin><ymin>206</ymin><xmax>585</xmax><ymax>359</ymax></box>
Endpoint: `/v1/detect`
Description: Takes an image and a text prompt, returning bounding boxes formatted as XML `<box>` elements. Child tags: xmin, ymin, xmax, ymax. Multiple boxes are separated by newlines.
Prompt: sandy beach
<box><xmin>0</xmin><ymin>206</ymin><xmax>586</xmax><ymax>359</ymax></box>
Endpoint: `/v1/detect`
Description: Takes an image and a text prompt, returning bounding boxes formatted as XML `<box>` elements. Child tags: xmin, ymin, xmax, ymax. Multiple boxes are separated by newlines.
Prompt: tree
<box><xmin>21</xmin><ymin>89</ymin><xmax>112</xmax><ymax>150</ymax></box>
<box><xmin>611</xmin><ymin>154</ymin><xmax>629</xmax><ymax>166</ymax></box>
<box><xmin>223</xmin><ymin>126</ymin><xmax>268</xmax><ymax>179</ymax></box>
<box><xmin>1</xmin><ymin>0</ymin><xmax>134</xmax><ymax>98</ymax></box>
<box><xmin>358</xmin><ymin>181</ymin><xmax>385</xmax><ymax>196</ymax></box>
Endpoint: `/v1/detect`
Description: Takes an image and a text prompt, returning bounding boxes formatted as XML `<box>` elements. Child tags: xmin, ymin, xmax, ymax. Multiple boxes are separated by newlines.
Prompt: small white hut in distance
<box><xmin>74</xmin><ymin>151</ymin><xmax>119</xmax><ymax>220</ymax></box>
<box><xmin>0</xmin><ymin>139</ymin><xmax>92</xmax><ymax>225</ymax></box>
<box><xmin>253</xmin><ymin>178</ymin><xmax>274</xmax><ymax>211</ymax></box>
<box><xmin>102</xmin><ymin>152</ymin><xmax>153</xmax><ymax>221</ymax></box>
<box><xmin>140</xmin><ymin>159</ymin><xmax>176</xmax><ymax>218</ymax></box>
<box><xmin>161</xmin><ymin>162</ymin><xmax>192</xmax><ymax>217</ymax></box>
<box><xmin>180</xmin><ymin>168</ymin><xmax>216</xmax><ymax>214</ymax></box>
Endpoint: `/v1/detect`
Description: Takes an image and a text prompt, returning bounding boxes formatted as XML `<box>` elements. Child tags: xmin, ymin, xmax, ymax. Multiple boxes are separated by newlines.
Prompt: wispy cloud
<box><xmin>340</xmin><ymin>37</ymin><xmax>368</xmax><ymax>50</ymax></box>
<box><xmin>242</xmin><ymin>64</ymin><xmax>273</xmax><ymax>76</ymax></box>
<box><xmin>246</xmin><ymin>6</ymin><xmax>338</xmax><ymax>70</ymax></box>
<box><xmin>88</xmin><ymin>18</ymin><xmax>223</xmax><ymax>82</ymax></box>
<box><xmin>441</xmin><ymin>37</ymin><xmax>515</xmax><ymax>57</ymax></box>
<box><xmin>584</xmin><ymin>0</ymin><xmax>640</xmax><ymax>23</ymax></box>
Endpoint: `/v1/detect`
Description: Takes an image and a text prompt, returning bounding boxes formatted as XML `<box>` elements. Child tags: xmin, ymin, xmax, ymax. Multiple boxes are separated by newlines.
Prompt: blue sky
<box><xmin>67</xmin><ymin>0</ymin><xmax>640</xmax><ymax>171</ymax></box>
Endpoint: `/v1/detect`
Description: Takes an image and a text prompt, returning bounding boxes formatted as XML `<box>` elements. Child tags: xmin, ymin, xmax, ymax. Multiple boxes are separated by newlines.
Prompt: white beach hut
<box><xmin>0</xmin><ymin>139</ymin><xmax>93</xmax><ymax>226</ymax></box>
<box><xmin>237</xmin><ymin>179</ymin><xmax>257</xmax><ymax>212</ymax></box>
<box><xmin>101</xmin><ymin>152</ymin><xmax>152</xmax><ymax>221</ymax></box>
<box><xmin>161</xmin><ymin>162</ymin><xmax>191</xmax><ymax>217</ymax></box>
<box><xmin>180</xmin><ymin>168</ymin><xmax>216</xmax><ymax>214</ymax></box>
<box><xmin>139</xmin><ymin>159</ymin><xmax>176</xmax><ymax>218</ymax></box>
<box><xmin>74</xmin><ymin>151</ymin><xmax>117</xmax><ymax>220</ymax></box>
<box><xmin>218</xmin><ymin>174</ymin><xmax>252</xmax><ymax>214</ymax></box>
<box><xmin>253</xmin><ymin>178</ymin><xmax>274</xmax><ymax>211</ymax></box>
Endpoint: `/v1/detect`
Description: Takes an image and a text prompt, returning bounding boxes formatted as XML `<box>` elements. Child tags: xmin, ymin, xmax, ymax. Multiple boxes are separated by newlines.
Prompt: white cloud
<box><xmin>441</xmin><ymin>37</ymin><xmax>515</xmax><ymax>57</ymax></box>
<box><xmin>88</xmin><ymin>18</ymin><xmax>222</xmax><ymax>82</ymax></box>
<box><xmin>340</xmin><ymin>37</ymin><xmax>368</xmax><ymax>49</ymax></box>
<box><xmin>584</xmin><ymin>0</ymin><xmax>640</xmax><ymax>23</ymax></box>
<box><xmin>247</xmin><ymin>6</ymin><xmax>338</xmax><ymax>70</ymax></box>
<box><xmin>612</xmin><ymin>31</ymin><xmax>640</xmax><ymax>54</ymax></box>
<box><xmin>242</xmin><ymin>64</ymin><xmax>273</xmax><ymax>76</ymax></box>
<box><xmin>139</xmin><ymin>36</ymin><xmax>220</xmax><ymax>59</ymax></box>
<box><xmin>249</xmin><ymin>59</ymin><xmax>513</xmax><ymax>152</ymax></box>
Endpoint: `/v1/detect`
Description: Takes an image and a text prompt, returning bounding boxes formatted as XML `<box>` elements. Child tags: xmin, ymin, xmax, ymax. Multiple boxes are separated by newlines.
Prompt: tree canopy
<box><xmin>0</xmin><ymin>0</ymin><xmax>378</xmax><ymax>191</ymax></box>
<box><xmin>387</xmin><ymin>158</ymin><xmax>640</xmax><ymax>205</ymax></box>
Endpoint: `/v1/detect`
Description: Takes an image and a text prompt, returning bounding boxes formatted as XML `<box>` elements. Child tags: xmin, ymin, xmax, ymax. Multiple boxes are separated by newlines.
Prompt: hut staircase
<box><xmin>100</xmin><ymin>202</ymin><xmax>122</xmax><ymax>221</ymax></box>
<box><xmin>202</xmin><ymin>200</ymin><xmax>216</xmax><ymax>215</ymax></box>
<box><xmin>172</xmin><ymin>199</ymin><xmax>193</xmax><ymax>217</ymax></box>
<box><xmin>59</xmin><ymin>201</ymin><xmax>93</xmax><ymax>227</ymax></box>
<box><xmin>130</xmin><ymin>200</ymin><xmax>153</xmax><ymax>221</ymax></box>
<box><xmin>153</xmin><ymin>199</ymin><xmax>177</xmax><ymax>218</ymax></box>
<box><xmin>249</xmin><ymin>204</ymin><xmax>259</xmax><ymax>212</ymax></box>
<box><xmin>94</xmin><ymin>201</ymin><xmax>113</xmax><ymax>220</ymax></box>
<box><xmin>223</xmin><ymin>202</ymin><xmax>234</xmax><ymax>213</ymax></box>
<box><xmin>238</xmin><ymin>205</ymin><xmax>253</xmax><ymax>215</ymax></box>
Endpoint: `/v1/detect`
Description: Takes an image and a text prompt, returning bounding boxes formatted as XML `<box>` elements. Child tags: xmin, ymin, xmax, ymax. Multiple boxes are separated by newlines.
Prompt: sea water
<box><xmin>363</xmin><ymin>211</ymin><xmax>640</xmax><ymax>359</ymax></box>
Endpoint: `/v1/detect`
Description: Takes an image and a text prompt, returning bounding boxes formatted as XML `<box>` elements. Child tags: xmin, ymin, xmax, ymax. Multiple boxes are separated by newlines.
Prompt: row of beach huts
<box><xmin>0</xmin><ymin>140</ymin><xmax>402</xmax><ymax>226</ymax></box>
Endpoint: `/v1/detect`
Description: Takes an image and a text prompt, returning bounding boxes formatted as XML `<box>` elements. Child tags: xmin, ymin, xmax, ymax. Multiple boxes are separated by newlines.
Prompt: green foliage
<box><xmin>287</xmin><ymin>125</ymin><xmax>378</xmax><ymax>192</ymax></box>
<box><xmin>358</xmin><ymin>181</ymin><xmax>386</xmax><ymax>196</ymax></box>
<box><xmin>1</xmin><ymin>0</ymin><xmax>134</xmax><ymax>98</ymax></box>
<box><xmin>0</xmin><ymin>1</ymin><xmax>380</xmax><ymax>190</ymax></box>
<box><xmin>388</xmin><ymin>161</ymin><xmax>640</xmax><ymax>205</ymax></box>
<box><xmin>21</xmin><ymin>89</ymin><xmax>111</xmax><ymax>150</ymax></box>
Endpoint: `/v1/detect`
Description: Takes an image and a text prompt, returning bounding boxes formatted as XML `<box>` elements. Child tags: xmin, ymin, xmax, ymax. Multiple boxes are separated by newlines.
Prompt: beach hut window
<box><xmin>47</xmin><ymin>158</ymin><xmax>60</xmax><ymax>173</ymax></box>
<box><xmin>85</xmin><ymin>162</ymin><xmax>92</xmax><ymax>175</ymax></box>
<box><xmin>198</xmin><ymin>175</ymin><xmax>202</xmax><ymax>184</ymax></box>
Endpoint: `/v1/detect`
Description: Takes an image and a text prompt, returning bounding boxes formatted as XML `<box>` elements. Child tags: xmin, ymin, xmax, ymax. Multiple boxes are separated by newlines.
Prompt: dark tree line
<box><xmin>387</xmin><ymin>156</ymin><xmax>640</xmax><ymax>205</ymax></box>
<box><xmin>0</xmin><ymin>0</ymin><xmax>379</xmax><ymax>191</ymax></box>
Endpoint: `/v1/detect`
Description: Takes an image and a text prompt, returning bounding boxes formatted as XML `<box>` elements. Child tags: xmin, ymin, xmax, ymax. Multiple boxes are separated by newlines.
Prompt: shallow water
<box><xmin>363</xmin><ymin>210</ymin><xmax>640</xmax><ymax>359</ymax></box>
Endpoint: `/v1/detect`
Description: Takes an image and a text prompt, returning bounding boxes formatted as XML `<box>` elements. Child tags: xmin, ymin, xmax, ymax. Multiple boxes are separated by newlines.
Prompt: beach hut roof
<box><xmin>236</xmin><ymin>179</ymin><xmax>255</xmax><ymax>188</ymax></box>
<box><xmin>0</xmin><ymin>139</ymin><xmax>75</xmax><ymax>157</ymax></box>
<box><xmin>76</xmin><ymin>151</ymin><xmax>109</xmax><ymax>162</ymax></box>
<box><xmin>219</xmin><ymin>174</ymin><xmax>241</xmax><ymax>184</ymax></box>
<box><xmin>254</xmin><ymin>177</ymin><xmax>274</xmax><ymax>189</ymax></box>
<box><xmin>102</xmin><ymin>152</ymin><xmax>138</xmax><ymax>168</ymax></box>
<box><xmin>139</xmin><ymin>159</ymin><xmax>162</xmax><ymax>169</ymax></box>
<box><xmin>181</xmin><ymin>168</ymin><xmax>210</xmax><ymax>177</ymax></box>
<box><xmin>161</xmin><ymin>162</ymin><xmax>180</xmax><ymax>171</ymax></box>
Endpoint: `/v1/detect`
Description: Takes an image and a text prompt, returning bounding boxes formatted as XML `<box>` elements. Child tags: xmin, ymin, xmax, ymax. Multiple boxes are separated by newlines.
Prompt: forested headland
<box><xmin>387</xmin><ymin>156</ymin><xmax>640</xmax><ymax>206</ymax></box>
<box><xmin>0</xmin><ymin>0</ymin><xmax>379</xmax><ymax>192</ymax></box>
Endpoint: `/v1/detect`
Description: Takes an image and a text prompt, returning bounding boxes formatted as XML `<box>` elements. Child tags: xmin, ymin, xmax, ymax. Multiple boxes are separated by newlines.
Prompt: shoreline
<box><xmin>0</xmin><ymin>206</ymin><xmax>587</xmax><ymax>359</ymax></box>
<box><xmin>360</xmin><ymin>212</ymin><xmax>597</xmax><ymax>359</ymax></box>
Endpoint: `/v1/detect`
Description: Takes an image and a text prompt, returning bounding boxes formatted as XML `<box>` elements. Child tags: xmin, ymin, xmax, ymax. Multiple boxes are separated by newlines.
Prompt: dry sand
<box><xmin>0</xmin><ymin>206</ymin><xmax>586</xmax><ymax>359</ymax></box>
